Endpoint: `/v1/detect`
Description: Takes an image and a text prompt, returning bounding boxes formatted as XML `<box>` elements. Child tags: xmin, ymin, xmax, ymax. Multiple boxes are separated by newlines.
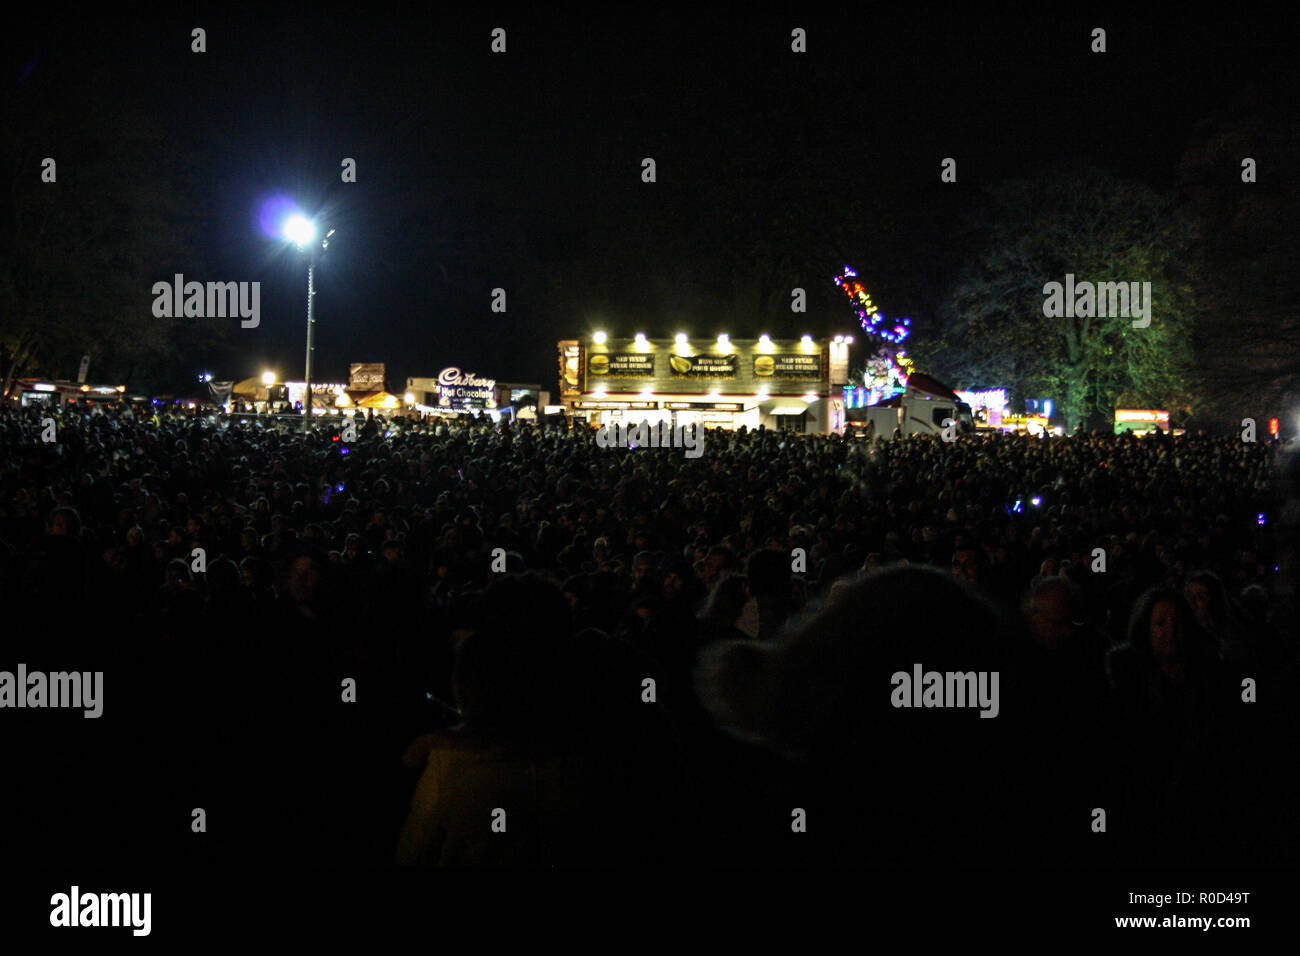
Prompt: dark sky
<box><xmin>7</xmin><ymin>9</ymin><xmax>1292</xmax><ymax>390</ymax></box>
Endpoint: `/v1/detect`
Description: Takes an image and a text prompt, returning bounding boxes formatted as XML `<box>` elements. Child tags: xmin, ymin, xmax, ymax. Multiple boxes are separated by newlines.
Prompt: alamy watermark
<box><xmin>50</xmin><ymin>886</ymin><xmax>150</xmax><ymax>936</ymax></box>
<box><xmin>1042</xmin><ymin>274</ymin><xmax>1151</xmax><ymax>328</ymax></box>
<box><xmin>890</xmin><ymin>663</ymin><xmax>999</xmax><ymax>718</ymax></box>
<box><xmin>0</xmin><ymin>664</ymin><xmax>103</xmax><ymax>718</ymax></box>
<box><xmin>595</xmin><ymin>413</ymin><xmax>704</xmax><ymax>458</ymax></box>
<box><xmin>152</xmin><ymin>273</ymin><xmax>260</xmax><ymax>327</ymax></box>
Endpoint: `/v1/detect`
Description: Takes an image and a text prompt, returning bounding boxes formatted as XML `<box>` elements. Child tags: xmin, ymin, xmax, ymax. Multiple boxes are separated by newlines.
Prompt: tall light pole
<box><xmin>283</xmin><ymin>214</ymin><xmax>334</xmax><ymax>432</ymax></box>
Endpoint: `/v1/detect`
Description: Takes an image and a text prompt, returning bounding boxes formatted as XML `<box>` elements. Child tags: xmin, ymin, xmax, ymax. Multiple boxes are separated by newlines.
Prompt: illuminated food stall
<box><xmin>557</xmin><ymin>334</ymin><xmax>850</xmax><ymax>433</ymax></box>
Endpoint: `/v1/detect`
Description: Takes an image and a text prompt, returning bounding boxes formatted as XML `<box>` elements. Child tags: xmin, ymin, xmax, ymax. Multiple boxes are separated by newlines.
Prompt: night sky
<box><xmin>6</xmin><ymin>10</ymin><xmax>1291</xmax><ymax>390</ymax></box>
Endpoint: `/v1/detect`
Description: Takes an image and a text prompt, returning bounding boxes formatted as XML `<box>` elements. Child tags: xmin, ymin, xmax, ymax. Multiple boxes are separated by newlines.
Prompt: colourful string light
<box><xmin>833</xmin><ymin>267</ymin><xmax>914</xmax><ymax>395</ymax></box>
<box><xmin>832</xmin><ymin>266</ymin><xmax>911</xmax><ymax>346</ymax></box>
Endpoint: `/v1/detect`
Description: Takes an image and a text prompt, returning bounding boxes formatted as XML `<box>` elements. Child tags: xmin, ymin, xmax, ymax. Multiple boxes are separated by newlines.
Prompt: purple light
<box><xmin>256</xmin><ymin>194</ymin><xmax>304</xmax><ymax>241</ymax></box>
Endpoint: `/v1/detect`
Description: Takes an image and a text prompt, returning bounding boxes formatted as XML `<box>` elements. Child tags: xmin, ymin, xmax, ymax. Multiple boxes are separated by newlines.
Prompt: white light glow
<box><xmin>283</xmin><ymin>215</ymin><xmax>315</xmax><ymax>245</ymax></box>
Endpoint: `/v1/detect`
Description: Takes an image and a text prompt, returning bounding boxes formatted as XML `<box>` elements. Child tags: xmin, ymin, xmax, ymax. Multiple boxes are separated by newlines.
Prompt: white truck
<box><xmin>848</xmin><ymin>379</ymin><xmax>974</xmax><ymax>439</ymax></box>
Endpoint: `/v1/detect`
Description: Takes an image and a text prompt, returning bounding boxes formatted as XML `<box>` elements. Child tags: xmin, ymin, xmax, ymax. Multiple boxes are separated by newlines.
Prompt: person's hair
<box><xmin>206</xmin><ymin>558</ymin><xmax>240</xmax><ymax>596</ymax></box>
<box><xmin>49</xmin><ymin>505</ymin><xmax>81</xmax><ymax>536</ymax></box>
<box><xmin>697</xmin><ymin>564</ymin><xmax>1010</xmax><ymax>754</ymax></box>
<box><xmin>1238</xmin><ymin>583</ymin><xmax>1269</xmax><ymax>621</ymax></box>
<box><xmin>165</xmin><ymin>557</ymin><xmax>192</xmax><ymax>587</ymax></box>
<box><xmin>700</xmin><ymin>574</ymin><xmax>749</xmax><ymax>626</ymax></box>
<box><xmin>453</xmin><ymin>573</ymin><xmax>572</xmax><ymax>740</ymax></box>
<box><xmin>745</xmin><ymin>548</ymin><xmax>790</xmax><ymax>598</ymax></box>
<box><xmin>705</xmin><ymin>545</ymin><xmax>735</xmax><ymax>568</ymax></box>
<box><xmin>1021</xmin><ymin>574</ymin><xmax>1085</xmax><ymax>626</ymax></box>
<box><xmin>1185</xmin><ymin>569</ymin><xmax>1229</xmax><ymax>623</ymax></box>
<box><xmin>1123</xmin><ymin>586</ymin><xmax>1197</xmax><ymax>665</ymax></box>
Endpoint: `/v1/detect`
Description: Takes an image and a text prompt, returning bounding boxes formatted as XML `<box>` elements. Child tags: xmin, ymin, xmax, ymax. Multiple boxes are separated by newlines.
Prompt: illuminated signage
<box><xmin>349</xmin><ymin>362</ymin><xmax>385</xmax><ymax>391</ymax></box>
<box><xmin>587</xmin><ymin>353</ymin><xmax>655</xmax><ymax>377</ymax></box>
<box><xmin>755</xmin><ymin>354</ymin><xmax>820</xmax><ymax>379</ymax></box>
<box><xmin>562</xmin><ymin>337</ymin><xmax>830</xmax><ymax>396</ymax></box>
<box><xmin>955</xmin><ymin>389</ymin><xmax>1008</xmax><ymax>410</ymax></box>
<box><xmin>1115</xmin><ymin>409</ymin><xmax>1169</xmax><ymax>424</ymax></box>
<box><xmin>558</xmin><ymin>341</ymin><xmax>581</xmax><ymax>396</ymax></box>
<box><xmin>1114</xmin><ymin>408</ymin><xmax>1170</xmax><ymax>434</ymax></box>
<box><xmin>670</xmin><ymin>354</ymin><xmax>736</xmax><ymax>378</ymax></box>
<box><xmin>436</xmin><ymin>367</ymin><xmax>496</xmax><ymax>408</ymax></box>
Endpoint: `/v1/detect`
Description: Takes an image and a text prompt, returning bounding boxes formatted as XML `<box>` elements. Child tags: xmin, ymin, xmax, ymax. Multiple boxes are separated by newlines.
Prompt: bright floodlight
<box><xmin>593</xmin><ymin>331</ymin><xmax>607</xmax><ymax>344</ymax></box>
<box><xmin>284</xmin><ymin>215</ymin><xmax>316</xmax><ymax>246</ymax></box>
<box><xmin>261</xmin><ymin>371</ymin><xmax>276</xmax><ymax>386</ymax></box>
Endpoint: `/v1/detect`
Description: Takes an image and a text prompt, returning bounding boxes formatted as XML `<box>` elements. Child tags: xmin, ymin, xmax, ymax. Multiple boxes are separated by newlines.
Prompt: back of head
<box><xmin>700</xmin><ymin>574</ymin><xmax>748</xmax><ymax>625</ymax></box>
<box><xmin>1022</xmin><ymin>574</ymin><xmax>1085</xmax><ymax>651</ymax></box>
<box><xmin>744</xmin><ymin>548</ymin><xmax>790</xmax><ymax>599</ymax></box>
<box><xmin>699</xmin><ymin>565</ymin><xmax>1012</xmax><ymax>755</ymax></box>
<box><xmin>696</xmin><ymin>564</ymin><xmax>1024</xmax><ymax>861</ymax></box>
<box><xmin>453</xmin><ymin>573</ymin><xmax>572</xmax><ymax>741</ymax></box>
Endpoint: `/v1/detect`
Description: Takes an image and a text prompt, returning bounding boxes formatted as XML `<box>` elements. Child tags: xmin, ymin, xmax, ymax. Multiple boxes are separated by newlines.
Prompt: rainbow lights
<box><xmin>833</xmin><ymin>266</ymin><xmax>911</xmax><ymax>346</ymax></box>
<box><xmin>834</xmin><ymin>266</ymin><xmax>914</xmax><ymax>398</ymax></box>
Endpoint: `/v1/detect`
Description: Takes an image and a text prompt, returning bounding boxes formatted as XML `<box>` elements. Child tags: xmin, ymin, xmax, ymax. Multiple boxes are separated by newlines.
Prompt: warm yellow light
<box><xmin>675</xmin><ymin>333</ymin><xmax>687</xmax><ymax>345</ymax></box>
<box><xmin>261</xmin><ymin>371</ymin><xmax>276</xmax><ymax>386</ymax></box>
<box><xmin>593</xmin><ymin>331</ymin><xmax>607</xmax><ymax>344</ymax></box>
<box><xmin>404</xmin><ymin>392</ymin><xmax>415</xmax><ymax>404</ymax></box>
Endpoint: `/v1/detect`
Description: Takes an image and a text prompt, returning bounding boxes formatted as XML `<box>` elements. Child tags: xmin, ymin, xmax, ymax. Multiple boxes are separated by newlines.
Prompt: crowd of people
<box><xmin>2</xmin><ymin>401</ymin><xmax>1296</xmax><ymax>866</ymax></box>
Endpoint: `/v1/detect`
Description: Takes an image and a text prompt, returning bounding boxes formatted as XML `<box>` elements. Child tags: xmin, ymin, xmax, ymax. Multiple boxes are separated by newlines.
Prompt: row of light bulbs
<box><xmin>592</xmin><ymin>332</ymin><xmax>854</xmax><ymax>349</ymax></box>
